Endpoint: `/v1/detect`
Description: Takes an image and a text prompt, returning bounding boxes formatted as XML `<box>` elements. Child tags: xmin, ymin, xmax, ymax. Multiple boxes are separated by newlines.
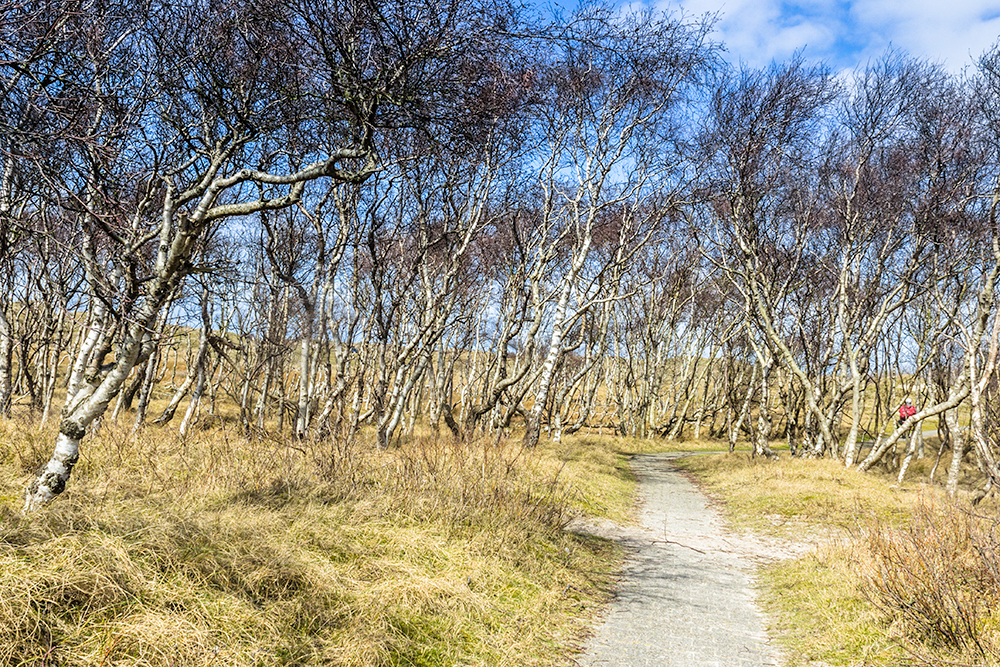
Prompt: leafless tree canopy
<box><xmin>6</xmin><ymin>0</ymin><xmax>1000</xmax><ymax>506</ymax></box>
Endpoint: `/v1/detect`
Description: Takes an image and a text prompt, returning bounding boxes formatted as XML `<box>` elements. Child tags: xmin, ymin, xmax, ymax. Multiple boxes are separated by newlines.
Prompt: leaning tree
<box><xmin>20</xmin><ymin>0</ymin><xmax>527</xmax><ymax>509</ymax></box>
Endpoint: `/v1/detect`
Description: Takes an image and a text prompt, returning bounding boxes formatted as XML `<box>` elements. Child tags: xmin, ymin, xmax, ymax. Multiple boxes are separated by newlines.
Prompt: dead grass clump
<box><xmin>1</xmin><ymin>424</ymin><xmax>620</xmax><ymax>666</ymax></box>
<box><xmin>0</xmin><ymin>418</ymin><xmax>59</xmax><ymax>474</ymax></box>
<box><xmin>361</xmin><ymin>437</ymin><xmax>574</xmax><ymax>534</ymax></box>
<box><xmin>858</xmin><ymin>502</ymin><xmax>1000</xmax><ymax>665</ymax></box>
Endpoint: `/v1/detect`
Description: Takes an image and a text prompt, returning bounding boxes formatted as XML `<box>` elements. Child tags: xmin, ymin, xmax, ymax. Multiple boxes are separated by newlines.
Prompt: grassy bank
<box><xmin>676</xmin><ymin>450</ymin><xmax>1000</xmax><ymax>666</ymax></box>
<box><xmin>0</xmin><ymin>422</ymin><xmax>650</xmax><ymax>666</ymax></box>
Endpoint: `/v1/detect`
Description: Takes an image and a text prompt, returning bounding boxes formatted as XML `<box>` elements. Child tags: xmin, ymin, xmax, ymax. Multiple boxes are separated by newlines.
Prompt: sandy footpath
<box><xmin>570</xmin><ymin>453</ymin><xmax>809</xmax><ymax>667</ymax></box>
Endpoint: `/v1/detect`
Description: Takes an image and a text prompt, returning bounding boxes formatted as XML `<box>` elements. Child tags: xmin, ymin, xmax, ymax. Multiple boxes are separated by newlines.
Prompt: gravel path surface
<box><xmin>573</xmin><ymin>453</ymin><xmax>795</xmax><ymax>667</ymax></box>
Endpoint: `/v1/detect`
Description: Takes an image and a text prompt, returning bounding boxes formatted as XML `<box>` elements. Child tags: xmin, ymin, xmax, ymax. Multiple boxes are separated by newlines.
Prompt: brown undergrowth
<box><xmin>858</xmin><ymin>502</ymin><xmax>1000</xmax><ymax>666</ymax></box>
<box><xmin>0</xmin><ymin>419</ymin><xmax>624</xmax><ymax>666</ymax></box>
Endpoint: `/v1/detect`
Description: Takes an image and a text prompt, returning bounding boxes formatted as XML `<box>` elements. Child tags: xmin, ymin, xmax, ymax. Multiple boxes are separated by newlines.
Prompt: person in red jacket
<box><xmin>898</xmin><ymin>398</ymin><xmax>916</xmax><ymax>427</ymax></box>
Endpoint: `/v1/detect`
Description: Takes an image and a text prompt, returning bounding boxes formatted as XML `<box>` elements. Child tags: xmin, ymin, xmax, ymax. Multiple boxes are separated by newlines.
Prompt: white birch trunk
<box><xmin>753</xmin><ymin>360</ymin><xmax>777</xmax><ymax>458</ymax></box>
<box><xmin>728</xmin><ymin>363</ymin><xmax>757</xmax><ymax>452</ymax></box>
<box><xmin>523</xmin><ymin>278</ymin><xmax>575</xmax><ymax>448</ymax></box>
<box><xmin>25</xmin><ymin>326</ymin><xmax>152</xmax><ymax>511</ymax></box>
<box><xmin>40</xmin><ymin>305</ymin><xmax>69</xmax><ymax>424</ymax></box>
<box><xmin>179</xmin><ymin>355</ymin><xmax>211</xmax><ymax>438</ymax></box>
<box><xmin>945</xmin><ymin>408</ymin><xmax>966</xmax><ymax>497</ymax></box>
<box><xmin>295</xmin><ymin>334</ymin><xmax>312</xmax><ymax>438</ymax></box>
<box><xmin>0</xmin><ymin>306</ymin><xmax>11</xmax><ymax>417</ymax></box>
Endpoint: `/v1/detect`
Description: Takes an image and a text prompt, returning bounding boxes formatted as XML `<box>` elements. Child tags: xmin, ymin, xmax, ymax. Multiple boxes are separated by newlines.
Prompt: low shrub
<box><xmin>858</xmin><ymin>501</ymin><xmax>1000</xmax><ymax>665</ymax></box>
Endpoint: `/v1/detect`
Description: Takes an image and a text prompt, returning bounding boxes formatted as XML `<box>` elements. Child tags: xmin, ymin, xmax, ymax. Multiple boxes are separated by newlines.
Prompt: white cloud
<box><xmin>661</xmin><ymin>0</ymin><xmax>1000</xmax><ymax>72</ymax></box>
<box><xmin>850</xmin><ymin>0</ymin><xmax>1000</xmax><ymax>68</ymax></box>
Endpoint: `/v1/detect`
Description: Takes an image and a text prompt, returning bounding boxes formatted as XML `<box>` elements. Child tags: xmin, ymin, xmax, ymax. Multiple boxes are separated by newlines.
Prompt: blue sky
<box><xmin>659</xmin><ymin>0</ymin><xmax>1000</xmax><ymax>73</ymax></box>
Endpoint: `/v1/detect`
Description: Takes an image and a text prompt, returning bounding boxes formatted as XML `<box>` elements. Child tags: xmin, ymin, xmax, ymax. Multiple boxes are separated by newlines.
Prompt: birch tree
<box><xmin>855</xmin><ymin>65</ymin><xmax>993</xmax><ymax>481</ymax></box>
<box><xmin>24</xmin><ymin>0</ymin><xmax>515</xmax><ymax>508</ymax></box>
<box><xmin>822</xmin><ymin>53</ymin><xmax>941</xmax><ymax>466</ymax></box>
<box><xmin>701</xmin><ymin>59</ymin><xmax>839</xmax><ymax>454</ymax></box>
<box><xmin>522</xmin><ymin>4</ymin><xmax>716</xmax><ymax>447</ymax></box>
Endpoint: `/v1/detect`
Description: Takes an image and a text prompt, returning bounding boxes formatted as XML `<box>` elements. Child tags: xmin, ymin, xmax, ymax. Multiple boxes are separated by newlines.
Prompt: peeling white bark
<box><xmin>24</xmin><ymin>432</ymin><xmax>81</xmax><ymax>511</ymax></box>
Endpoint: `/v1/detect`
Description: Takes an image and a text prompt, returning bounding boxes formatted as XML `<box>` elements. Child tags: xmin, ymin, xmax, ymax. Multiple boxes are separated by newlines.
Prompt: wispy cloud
<box><xmin>662</xmin><ymin>0</ymin><xmax>1000</xmax><ymax>72</ymax></box>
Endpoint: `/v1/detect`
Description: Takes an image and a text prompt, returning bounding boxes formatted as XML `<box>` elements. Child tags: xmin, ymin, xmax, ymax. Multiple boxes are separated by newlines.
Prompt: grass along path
<box><xmin>675</xmin><ymin>450</ymin><xmax>1000</xmax><ymax>667</ymax></box>
<box><xmin>1</xmin><ymin>423</ymin><xmax>662</xmax><ymax>667</ymax></box>
<box><xmin>14</xmin><ymin>415</ymin><xmax>991</xmax><ymax>667</ymax></box>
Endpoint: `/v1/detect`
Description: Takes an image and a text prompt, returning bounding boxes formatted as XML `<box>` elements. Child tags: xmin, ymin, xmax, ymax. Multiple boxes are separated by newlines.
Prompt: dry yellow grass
<box><xmin>857</xmin><ymin>502</ymin><xmax>1000</xmax><ymax>665</ymax></box>
<box><xmin>675</xmin><ymin>453</ymin><xmax>922</xmax><ymax>535</ymax></box>
<box><xmin>0</xmin><ymin>419</ymin><xmax>632</xmax><ymax>667</ymax></box>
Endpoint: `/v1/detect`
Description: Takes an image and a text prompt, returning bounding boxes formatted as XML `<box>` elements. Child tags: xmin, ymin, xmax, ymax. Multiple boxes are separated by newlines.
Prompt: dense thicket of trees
<box><xmin>6</xmin><ymin>0</ymin><xmax>1000</xmax><ymax>507</ymax></box>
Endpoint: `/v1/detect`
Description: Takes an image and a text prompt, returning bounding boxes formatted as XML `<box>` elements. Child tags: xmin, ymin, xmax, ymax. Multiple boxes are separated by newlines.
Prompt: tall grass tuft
<box><xmin>858</xmin><ymin>501</ymin><xmax>1000</xmax><ymax>665</ymax></box>
<box><xmin>0</xmin><ymin>421</ymin><xmax>619</xmax><ymax>666</ymax></box>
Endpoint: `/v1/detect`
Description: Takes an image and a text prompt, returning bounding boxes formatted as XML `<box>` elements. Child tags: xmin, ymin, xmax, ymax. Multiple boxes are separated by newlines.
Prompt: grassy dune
<box><xmin>0</xmin><ymin>421</ymin><xmax>652</xmax><ymax>666</ymax></box>
<box><xmin>8</xmin><ymin>391</ymin><xmax>996</xmax><ymax>667</ymax></box>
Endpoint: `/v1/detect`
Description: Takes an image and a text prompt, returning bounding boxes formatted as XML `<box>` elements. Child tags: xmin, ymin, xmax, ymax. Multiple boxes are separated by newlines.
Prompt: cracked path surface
<box><xmin>572</xmin><ymin>453</ymin><xmax>799</xmax><ymax>667</ymax></box>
